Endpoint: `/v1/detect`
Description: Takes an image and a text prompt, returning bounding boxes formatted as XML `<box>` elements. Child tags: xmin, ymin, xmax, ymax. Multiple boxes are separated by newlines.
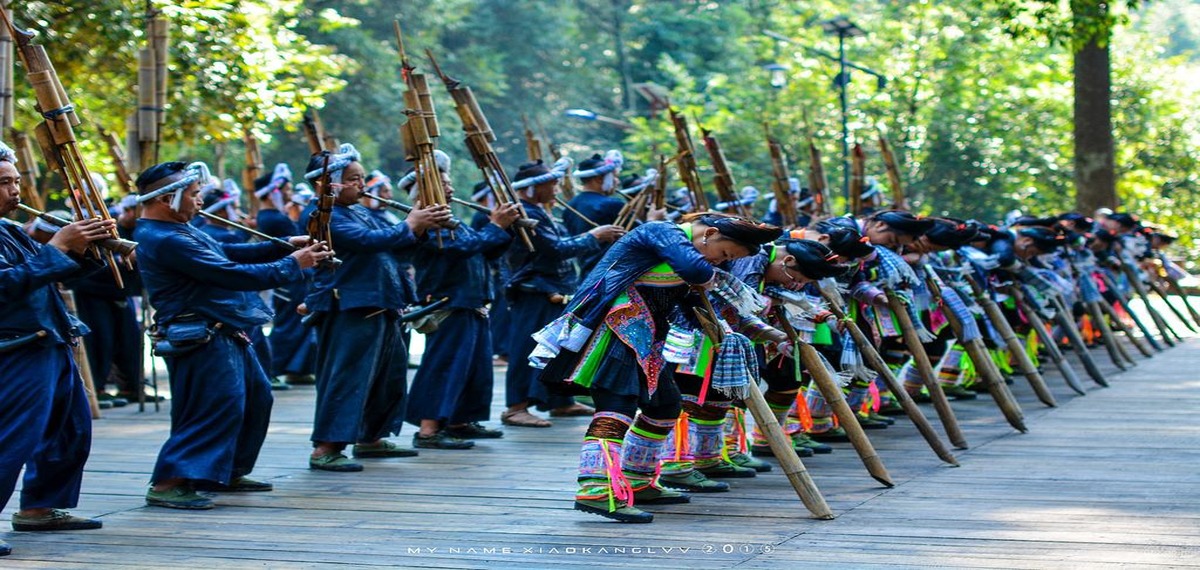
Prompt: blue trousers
<box><xmin>152</xmin><ymin>333</ymin><xmax>273</xmax><ymax>484</ymax></box>
<box><xmin>0</xmin><ymin>344</ymin><xmax>92</xmax><ymax>510</ymax></box>
<box><xmin>312</xmin><ymin>309</ymin><xmax>407</xmax><ymax>443</ymax></box>
<box><xmin>248</xmin><ymin>325</ymin><xmax>274</xmax><ymax>380</ymax></box>
<box><xmin>488</xmin><ymin>284</ymin><xmax>511</xmax><ymax>358</ymax></box>
<box><xmin>407</xmin><ymin>310</ymin><xmax>494</xmax><ymax>426</ymax></box>
<box><xmin>74</xmin><ymin>293</ymin><xmax>142</xmax><ymax>392</ymax></box>
<box><xmin>504</xmin><ymin>291</ymin><xmax>573</xmax><ymax>410</ymax></box>
<box><xmin>270</xmin><ymin>284</ymin><xmax>316</xmax><ymax>376</ymax></box>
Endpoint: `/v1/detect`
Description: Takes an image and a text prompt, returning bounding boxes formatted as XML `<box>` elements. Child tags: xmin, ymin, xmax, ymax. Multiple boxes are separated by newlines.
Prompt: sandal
<box><xmin>500</xmin><ymin>409</ymin><xmax>552</xmax><ymax>428</ymax></box>
<box><xmin>549</xmin><ymin>403</ymin><xmax>596</xmax><ymax>417</ymax></box>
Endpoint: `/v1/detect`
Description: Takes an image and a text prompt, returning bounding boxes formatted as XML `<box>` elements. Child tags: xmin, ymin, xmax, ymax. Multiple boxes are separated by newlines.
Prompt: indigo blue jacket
<box><xmin>505</xmin><ymin>199</ymin><xmax>599</xmax><ymax>295</ymax></box>
<box><xmin>563</xmin><ymin>191</ymin><xmax>623</xmax><ymax>272</ymax></box>
<box><xmin>135</xmin><ymin>219</ymin><xmax>301</xmax><ymax>330</ymax></box>
<box><xmin>0</xmin><ymin>220</ymin><xmax>94</xmax><ymax>344</ymax></box>
<box><xmin>564</xmin><ymin>221</ymin><xmax>715</xmax><ymax>330</ymax></box>
<box><xmin>256</xmin><ymin>208</ymin><xmax>299</xmax><ymax>239</ymax></box>
<box><xmin>414</xmin><ymin>222</ymin><xmax>512</xmax><ymax>310</ymax></box>
<box><xmin>306</xmin><ymin>204</ymin><xmax>419</xmax><ymax>313</ymax></box>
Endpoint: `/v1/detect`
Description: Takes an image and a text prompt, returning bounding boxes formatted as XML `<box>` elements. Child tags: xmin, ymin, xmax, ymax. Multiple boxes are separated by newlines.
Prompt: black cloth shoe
<box><xmin>444</xmin><ymin>422</ymin><xmax>504</xmax><ymax>439</ymax></box>
<box><xmin>0</xmin><ymin>538</ymin><xmax>10</xmax><ymax>556</ymax></box>
<box><xmin>413</xmin><ymin>431</ymin><xmax>475</xmax><ymax>450</ymax></box>
<box><xmin>194</xmin><ymin>476</ymin><xmax>274</xmax><ymax>492</ymax></box>
<box><xmin>11</xmin><ymin>510</ymin><xmax>102</xmax><ymax>531</ymax></box>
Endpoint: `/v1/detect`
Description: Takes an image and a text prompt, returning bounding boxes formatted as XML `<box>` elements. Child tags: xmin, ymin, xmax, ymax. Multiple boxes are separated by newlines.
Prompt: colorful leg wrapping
<box><xmin>805</xmin><ymin>385</ymin><xmax>835</xmax><ymax>433</ymax></box>
<box><xmin>937</xmin><ymin>345</ymin><xmax>966</xmax><ymax>387</ymax></box>
<box><xmin>625</xmin><ymin>415</ymin><xmax>674</xmax><ymax>480</ymax></box>
<box><xmin>577</xmin><ymin>412</ymin><xmax>633</xmax><ymax>511</ymax></box>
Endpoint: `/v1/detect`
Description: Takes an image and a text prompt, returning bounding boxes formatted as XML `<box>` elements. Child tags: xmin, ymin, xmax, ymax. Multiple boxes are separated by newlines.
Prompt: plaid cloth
<box><xmin>710</xmin><ymin>332</ymin><xmax>758</xmax><ymax>400</ymax></box>
<box><xmin>938</xmin><ymin>281</ymin><xmax>982</xmax><ymax>343</ymax></box>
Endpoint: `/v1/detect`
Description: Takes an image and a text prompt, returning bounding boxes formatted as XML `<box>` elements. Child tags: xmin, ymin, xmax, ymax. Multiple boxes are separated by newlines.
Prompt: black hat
<box><xmin>870</xmin><ymin>210</ymin><xmax>934</xmax><ymax>236</ymax></box>
<box><xmin>1017</xmin><ymin>226</ymin><xmax>1066</xmax><ymax>252</ymax></box>
<box><xmin>697</xmin><ymin>214</ymin><xmax>782</xmax><ymax>255</ymax></box>
<box><xmin>135</xmin><ymin>161</ymin><xmax>188</xmax><ymax>194</ymax></box>
<box><xmin>925</xmin><ymin>217</ymin><xmax>982</xmax><ymax>248</ymax></box>
<box><xmin>814</xmin><ymin>216</ymin><xmax>874</xmax><ymax>259</ymax></box>
<box><xmin>621</xmin><ymin>174</ymin><xmax>643</xmax><ymax>189</ymax></box>
<box><xmin>1057</xmin><ymin>212</ymin><xmax>1094</xmax><ymax>233</ymax></box>
<box><xmin>513</xmin><ymin>160</ymin><xmax>551</xmax><ymax>183</ymax></box>
<box><xmin>254</xmin><ymin>172</ymin><xmax>273</xmax><ymax>192</ymax></box>
<box><xmin>1012</xmin><ymin>215</ymin><xmax>1059</xmax><ymax>229</ymax></box>
<box><xmin>578</xmin><ymin>153</ymin><xmax>605</xmax><ymax>172</ymax></box>
<box><xmin>782</xmin><ymin>239</ymin><xmax>845</xmax><ymax>280</ymax></box>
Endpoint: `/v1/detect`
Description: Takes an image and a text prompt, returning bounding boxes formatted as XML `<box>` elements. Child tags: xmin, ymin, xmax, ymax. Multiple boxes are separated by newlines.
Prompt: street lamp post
<box><xmin>822</xmin><ymin>16</ymin><xmax>866</xmax><ymax>203</ymax></box>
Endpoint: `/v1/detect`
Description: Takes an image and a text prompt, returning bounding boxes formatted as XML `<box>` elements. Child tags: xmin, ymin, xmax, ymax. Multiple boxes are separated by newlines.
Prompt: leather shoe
<box><xmin>11</xmin><ymin>510</ymin><xmax>102</xmax><ymax>531</ymax></box>
<box><xmin>444</xmin><ymin>422</ymin><xmax>503</xmax><ymax>439</ymax></box>
<box><xmin>146</xmin><ymin>485</ymin><xmax>215</xmax><ymax>510</ymax></box>
<box><xmin>194</xmin><ymin>476</ymin><xmax>274</xmax><ymax>492</ymax></box>
<box><xmin>352</xmin><ymin>440</ymin><xmax>420</xmax><ymax>458</ymax></box>
<box><xmin>309</xmin><ymin>453</ymin><xmax>364</xmax><ymax>472</ymax></box>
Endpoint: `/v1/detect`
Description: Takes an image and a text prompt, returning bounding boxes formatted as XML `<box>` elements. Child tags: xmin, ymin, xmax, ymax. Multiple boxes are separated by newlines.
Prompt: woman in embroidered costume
<box><xmin>656</xmin><ymin>238</ymin><xmax>852</xmax><ymax>494</ymax></box>
<box><xmin>532</xmin><ymin>214</ymin><xmax>780</xmax><ymax>523</ymax></box>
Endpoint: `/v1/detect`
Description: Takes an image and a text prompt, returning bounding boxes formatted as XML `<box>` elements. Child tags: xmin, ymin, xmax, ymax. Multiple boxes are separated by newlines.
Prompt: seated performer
<box><xmin>135</xmin><ymin>160</ymin><xmax>332</xmax><ymax>509</ymax></box>
<box><xmin>0</xmin><ymin>142</ymin><xmax>106</xmax><ymax>557</ymax></box>
<box><xmin>502</xmin><ymin>160</ymin><xmax>623</xmax><ymax>427</ymax></box>
<box><xmin>304</xmin><ymin>146</ymin><xmax>450</xmax><ymax>471</ymax></box>
<box><xmin>405</xmin><ymin>151</ymin><xmax>521</xmax><ymax>449</ymax></box>
<box><xmin>532</xmin><ymin>213</ymin><xmax>781</xmax><ymax>523</ymax></box>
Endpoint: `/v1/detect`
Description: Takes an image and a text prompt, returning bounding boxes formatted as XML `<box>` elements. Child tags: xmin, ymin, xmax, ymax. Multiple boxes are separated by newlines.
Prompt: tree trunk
<box><xmin>1072</xmin><ymin>12</ymin><xmax>1117</xmax><ymax>214</ymax></box>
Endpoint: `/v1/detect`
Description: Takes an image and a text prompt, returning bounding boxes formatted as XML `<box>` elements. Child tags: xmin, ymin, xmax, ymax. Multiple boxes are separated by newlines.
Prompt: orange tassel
<box><xmin>793</xmin><ymin>391</ymin><xmax>814</xmax><ymax>433</ymax></box>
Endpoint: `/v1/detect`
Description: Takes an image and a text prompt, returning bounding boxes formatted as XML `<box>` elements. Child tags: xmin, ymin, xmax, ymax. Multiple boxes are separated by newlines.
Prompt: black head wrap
<box><xmin>1092</xmin><ymin>229</ymin><xmax>1116</xmax><ymax>244</ymax></box>
<box><xmin>696</xmin><ymin>214</ymin><xmax>782</xmax><ymax>255</ymax></box>
<box><xmin>1057</xmin><ymin>212</ymin><xmax>1094</xmax><ymax>233</ymax></box>
<box><xmin>621</xmin><ymin>174</ymin><xmax>643</xmax><ymax>189</ymax></box>
<box><xmin>870</xmin><ymin>210</ymin><xmax>934</xmax><ymax>236</ymax></box>
<box><xmin>782</xmin><ymin>239</ymin><xmax>845</xmax><ymax>280</ymax></box>
<box><xmin>513</xmin><ymin>160</ymin><xmax>551</xmax><ymax>183</ymax></box>
<box><xmin>254</xmin><ymin>172</ymin><xmax>273</xmax><ymax>192</ymax></box>
<box><xmin>1108</xmin><ymin>213</ymin><xmax>1138</xmax><ymax>229</ymax></box>
<box><xmin>814</xmin><ymin>215</ymin><xmax>874</xmax><ymax>259</ymax></box>
<box><xmin>577</xmin><ymin>153</ymin><xmax>605</xmax><ymax>180</ymax></box>
<box><xmin>1011</xmin><ymin>215</ymin><xmax>1059</xmax><ymax>228</ymax></box>
<box><xmin>136</xmin><ymin>161</ymin><xmax>188</xmax><ymax>194</ymax></box>
<box><xmin>925</xmin><ymin>217</ymin><xmax>982</xmax><ymax>248</ymax></box>
<box><xmin>1017</xmin><ymin>226</ymin><xmax>1066</xmax><ymax>252</ymax></box>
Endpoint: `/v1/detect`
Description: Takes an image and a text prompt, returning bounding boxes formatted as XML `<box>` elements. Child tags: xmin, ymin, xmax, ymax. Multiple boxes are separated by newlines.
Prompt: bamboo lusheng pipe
<box><xmin>301</xmin><ymin>110</ymin><xmax>324</xmax><ymax>154</ymax></box>
<box><xmin>884</xmin><ymin>288</ymin><xmax>969</xmax><ymax>449</ymax></box>
<box><xmin>805</xmin><ymin>134</ymin><xmax>830</xmax><ymax>218</ymax></box>
<box><xmin>1045</xmin><ymin>291</ymin><xmax>1110</xmax><ymax>386</ymax></box>
<box><xmin>848</xmin><ymin>142</ymin><xmax>866</xmax><ymax>216</ymax></box>
<box><xmin>1097</xmin><ymin>269</ymin><xmax>1163</xmax><ymax>351</ymax></box>
<box><xmin>1156</xmin><ymin>253</ymin><xmax>1200</xmax><ymax>328</ymax></box>
<box><xmin>764</xmin><ymin>123</ymin><xmax>797</xmax><ymax>228</ymax></box>
<box><xmin>1115</xmin><ymin>260</ymin><xmax>1179</xmax><ymax>346</ymax></box>
<box><xmin>1146</xmin><ymin>277</ymin><xmax>1197</xmax><ymax>334</ymax></box>
<box><xmin>3</xmin><ymin>8</ymin><xmax>124</xmax><ymax>286</ymax></box>
<box><xmin>668</xmin><ymin>108</ymin><xmax>709</xmax><ymax>212</ymax></box>
<box><xmin>700</xmin><ymin>127</ymin><xmax>751</xmax><ymax>218</ymax></box>
<box><xmin>18</xmin><ymin>204</ymin><xmax>137</xmax><ymax>255</ymax></box>
<box><xmin>877</xmin><ymin>129</ymin><xmax>908</xmax><ymax>212</ymax></box>
<box><xmin>422</xmin><ymin>44</ymin><xmax>536</xmax><ymax>252</ymax></box>
<box><xmin>243</xmin><ymin>130</ymin><xmax>262</xmax><ymax>217</ymax></box>
<box><xmin>925</xmin><ymin>275</ymin><xmax>1027</xmax><ymax>432</ymax></box>
<box><xmin>962</xmin><ymin>273</ymin><xmax>1058</xmax><ymax>407</ymax></box>
<box><xmin>0</xmin><ymin>4</ymin><xmax>12</xmax><ymax>131</ymax></box>
<box><xmin>693</xmin><ymin>289</ymin><xmax>833</xmax><ymax>519</ymax></box>
<box><xmin>774</xmin><ymin>308</ymin><xmax>894</xmax><ymax>487</ymax></box>
<box><xmin>1096</xmin><ymin>294</ymin><xmax>1155</xmax><ymax>357</ymax></box>
<box><xmin>816</xmin><ymin>287</ymin><xmax>959</xmax><ymax>466</ymax></box>
<box><xmin>98</xmin><ymin>129</ymin><xmax>133</xmax><ymax>195</ymax></box>
<box><xmin>200</xmin><ymin>210</ymin><xmax>343</xmax><ymax>270</ymax></box>
<box><xmin>365</xmin><ymin>191</ymin><xmax>539</xmax><ymax>231</ymax></box>
<box><xmin>10</xmin><ymin>129</ymin><xmax>42</xmax><ymax>211</ymax></box>
<box><xmin>1086</xmin><ymin>300</ymin><xmax>1136</xmax><ymax>368</ymax></box>
<box><xmin>1004</xmin><ymin>284</ymin><xmax>1088</xmax><ymax>396</ymax></box>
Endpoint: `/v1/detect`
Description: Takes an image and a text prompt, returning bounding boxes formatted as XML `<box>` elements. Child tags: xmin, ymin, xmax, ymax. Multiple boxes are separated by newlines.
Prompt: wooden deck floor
<box><xmin>4</xmin><ymin>326</ymin><xmax>1199</xmax><ymax>568</ymax></box>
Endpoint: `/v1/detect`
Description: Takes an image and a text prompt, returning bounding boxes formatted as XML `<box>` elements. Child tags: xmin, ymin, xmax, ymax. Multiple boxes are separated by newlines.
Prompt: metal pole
<box><xmin>838</xmin><ymin>31</ymin><xmax>850</xmax><ymax>204</ymax></box>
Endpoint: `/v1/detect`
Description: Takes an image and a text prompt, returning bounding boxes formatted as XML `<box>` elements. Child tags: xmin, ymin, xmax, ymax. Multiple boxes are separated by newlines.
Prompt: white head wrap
<box><xmin>136</xmin><ymin>161</ymin><xmax>213</xmax><ymax>212</ymax></box>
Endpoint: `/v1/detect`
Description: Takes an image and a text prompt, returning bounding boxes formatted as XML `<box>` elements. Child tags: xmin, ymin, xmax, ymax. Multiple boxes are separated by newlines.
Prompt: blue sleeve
<box><xmin>220</xmin><ymin>240</ymin><xmax>291</xmax><ymax>264</ymax></box>
<box><xmin>643</xmin><ymin>223</ymin><xmax>714</xmax><ymax>285</ymax></box>
<box><xmin>329</xmin><ymin>213</ymin><xmax>418</xmax><ymax>254</ymax></box>
<box><xmin>420</xmin><ymin>223</ymin><xmax>513</xmax><ymax>256</ymax></box>
<box><xmin>598</xmin><ymin>198</ymin><xmax>625</xmax><ymax>225</ymax></box>
<box><xmin>154</xmin><ymin>231</ymin><xmax>303</xmax><ymax>291</ymax></box>
<box><xmin>257</xmin><ymin>212</ymin><xmax>298</xmax><ymax>239</ymax></box>
<box><xmin>528</xmin><ymin>208</ymin><xmax>599</xmax><ymax>260</ymax></box>
<box><xmin>0</xmin><ymin>242</ymin><xmax>80</xmax><ymax>304</ymax></box>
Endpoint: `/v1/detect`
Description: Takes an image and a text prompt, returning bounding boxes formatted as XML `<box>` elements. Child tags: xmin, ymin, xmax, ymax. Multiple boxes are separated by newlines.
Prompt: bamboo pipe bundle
<box><xmin>877</xmin><ymin>129</ymin><xmax>907</xmax><ymax>211</ymax></box>
<box><xmin>10</xmin><ymin>129</ymin><xmax>42</xmax><ymax>211</ymax></box>
<box><xmin>700</xmin><ymin>127</ymin><xmax>749</xmax><ymax>218</ymax></box>
<box><xmin>302</xmin><ymin>110</ymin><xmax>323</xmax><ymax>154</ymax></box>
<box><xmin>99</xmin><ymin>129</ymin><xmax>133</xmax><ymax>195</ymax></box>
<box><xmin>668</xmin><ymin>108</ymin><xmax>709</xmax><ymax>213</ymax></box>
<box><xmin>765</xmin><ymin>124</ymin><xmax>797</xmax><ymax>227</ymax></box>
<box><xmin>849</xmin><ymin>142</ymin><xmax>866</xmax><ymax>216</ymax></box>
<box><xmin>885</xmin><ymin>289</ymin><xmax>969</xmax><ymax>449</ymax></box>
<box><xmin>150</xmin><ymin>14</ymin><xmax>169</xmax><ymax>129</ymax></box>
<box><xmin>242</xmin><ymin>130</ymin><xmax>262</xmax><ymax>216</ymax></box>
<box><xmin>817</xmin><ymin>285</ymin><xmax>959</xmax><ymax>466</ymax></box>
<box><xmin>806</xmin><ymin>136</ymin><xmax>830</xmax><ymax>218</ymax></box>
<box><xmin>0</xmin><ymin>3</ymin><xmax>12</xmax><ymax>131</ymax></box>
<box><xmin>962</xmin><ymin>273</ymin><xmax>1058</xmax><ymax>407</ymax></box>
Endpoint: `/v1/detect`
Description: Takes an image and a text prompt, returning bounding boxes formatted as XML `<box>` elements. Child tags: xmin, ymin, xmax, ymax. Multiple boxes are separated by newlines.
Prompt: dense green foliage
<box><xmin>5</xmin><ymin>1</ymin><xmax>1200</xmax><ymax>260</ymax></box>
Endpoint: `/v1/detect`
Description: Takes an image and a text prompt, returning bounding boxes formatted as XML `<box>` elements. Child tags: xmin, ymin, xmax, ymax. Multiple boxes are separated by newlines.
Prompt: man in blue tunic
<box><xmin>501</xmin><ymin>160</ymin><xmax>623</xmax><ymax>427</ymax></box>
<box><xmin>0</xmin><ymin>142</ymin><xmax>108</xmax><ymax>557</ymax></box>
<box><xmin>469</xmin><ymin>182</ymin><xmax>513</xmax><ymax>364</ymax></box>
<box><xmin>405</xmin><ymin>153</ymin><xmax>520</xmax><ymax>449</ymax></box>
<box><xmin>562</xmin><ymin>151</ymin><xmax>625</xmax><ymax>274</ymax></box>
<box><xmin>135</xmin><ymin>161</ymin><xmax>332</xmax><ymax>509</ymax></box>
<box><xmin>256</xmin><ymin>164</ymin><xmax>319</xmax><ymax>386</ymax></box>
<box><xmin>304</xmin><ymin>146</ymin><xmax>452</xmax><ymax>471</ymax></box>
